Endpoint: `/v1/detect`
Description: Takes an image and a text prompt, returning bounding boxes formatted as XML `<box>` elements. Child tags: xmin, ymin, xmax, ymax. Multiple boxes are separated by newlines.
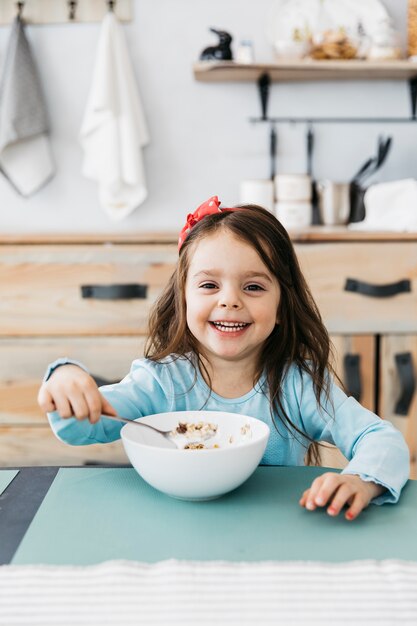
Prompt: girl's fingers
<box><xmin>101</xmin><ymin>396</ymin><xmax>118</xmax><ymax>418</ymax></box>
<box><xmin>345</xmin><ymin>493</ymin><xmax>368</xmax><ymax>521</ymax></box>
<box><xmin>54</xmin><ymin>397</ymin><xmax>74</xmax><ymax>420</ymax></box>
<box><xmin>78</xmin><ymin>389</ymin><xmax>118</xmax><ymax>424</ymax></box>
<box><xmin>299</xmin><ymin>489</ymin><xmax>310</xmax><ymax>506</ymax></box>
<box><xmin>306</xmin><ymin>473</ymin><xmax>339</xmax><ymax>510</ymax></box>
<box><xmin>37</xmin><ymin>387</ymin><xmax>56</xmax><ymax>413</ymax></box>
<box><xmin>326</xmin><ymin>483</ymin><xmax>355</xmax><ymax>516</ymax></box>
<box><xmin>82</xmin><ymin>389</ymin><xmax>104</xmax><ymax>424</ymax></box>
<box><xmin>300</xmin><ymin>473</ymin><xmax>370</xmax><ymax>520</ymax></box>
<box><xmin>303</xmin><ymin>475</ymin><xmax>327</xmax><ymax>510</ymax></box>
<box><xmin>83</xmin><ymin>390</ymin><xmax>117</xmax><ymax>424</ymax></box>
<box><xmin>67</xmin><ymin>392</ymin><xmax>90</xmax><ymax>422</ymax></box>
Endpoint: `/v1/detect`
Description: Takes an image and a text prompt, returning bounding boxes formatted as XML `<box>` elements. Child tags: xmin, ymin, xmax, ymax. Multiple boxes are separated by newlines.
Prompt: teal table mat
<box><xmin>12</xmin><ymin>466</ymin><xmax>417</xmax><ymax>565</ymax></box>
<box><xmin>0</xmin><ymin>470</ymin><xmax>18</xmax><ymax>496</ymax></box>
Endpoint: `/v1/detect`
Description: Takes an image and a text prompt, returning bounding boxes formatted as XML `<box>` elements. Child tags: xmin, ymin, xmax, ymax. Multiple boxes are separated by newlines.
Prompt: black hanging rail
<box><xmin>254</xmin><ymin>72</ymin><xmax>417</xmax><ymax>123</ymax></box>
<box><xmin>250</xmin><ymin>117</ymin><xmax>417</xmax><ymax>124</ymax></box>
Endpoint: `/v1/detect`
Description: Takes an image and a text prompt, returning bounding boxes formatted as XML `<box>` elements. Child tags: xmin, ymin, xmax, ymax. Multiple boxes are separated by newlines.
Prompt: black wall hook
<box><xmin>68</xmin><ymin>0</ymin><xmax>77</xmax><ymax>20</ymax></box>
<box><xmin>108</xmin><ymin>0</ymin><xmax>116</xmax><ymax>12</ymax></box>
<box><xmin>16</xmin><ymin>1</ymin><xmax>24</xmax><ymax>17</ymax></box>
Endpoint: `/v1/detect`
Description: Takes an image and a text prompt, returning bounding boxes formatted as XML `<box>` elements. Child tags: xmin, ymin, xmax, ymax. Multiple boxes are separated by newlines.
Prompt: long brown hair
<box><xmin>145</xmin><ymin>204</ymin><xmax>336</xmax><ymax>465</ymax></box>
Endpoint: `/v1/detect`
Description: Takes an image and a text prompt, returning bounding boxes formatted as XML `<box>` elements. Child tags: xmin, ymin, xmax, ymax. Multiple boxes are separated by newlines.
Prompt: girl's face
<box><xmin>185</xmin><ymin>231</ymin><xmax>281</xmax><ymax>368</ymax></box>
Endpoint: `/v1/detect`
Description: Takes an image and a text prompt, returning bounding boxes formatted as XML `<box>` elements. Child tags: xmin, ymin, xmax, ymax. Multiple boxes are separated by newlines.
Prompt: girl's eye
<box><xmin>245</xmin><ymin>284</ymin><xmax>265</xmax><ymax>291</ymax></box>
<box><xmin>199</xmin><ymin>282</ymin><xmax>217</xmax><ymax>289</ymax></box>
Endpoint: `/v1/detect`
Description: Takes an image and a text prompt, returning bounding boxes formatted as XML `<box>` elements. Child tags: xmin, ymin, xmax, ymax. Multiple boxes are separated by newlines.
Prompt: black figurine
<box><xmin>200</xmin><ymin>28</ymin><xmax>233</xmax><ymax>61</ymax></box>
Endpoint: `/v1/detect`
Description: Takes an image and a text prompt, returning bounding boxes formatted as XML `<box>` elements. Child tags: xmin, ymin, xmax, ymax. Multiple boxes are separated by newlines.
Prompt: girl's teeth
<box><xmin>212</xmin><ymin>322</ymin><xmax>248</xmax><ymax>332</ymax></box>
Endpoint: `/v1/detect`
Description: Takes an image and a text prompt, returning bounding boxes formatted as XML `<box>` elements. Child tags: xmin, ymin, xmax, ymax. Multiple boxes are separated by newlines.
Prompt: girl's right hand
<box><xmin>37</xmin><ymin>365</ymin><xmax>118</xmax><ymax>424</ymax></box>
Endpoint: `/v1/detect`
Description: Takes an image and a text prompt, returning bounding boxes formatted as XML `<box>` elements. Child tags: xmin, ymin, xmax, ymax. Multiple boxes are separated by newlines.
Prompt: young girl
<box><xmin>38</xmin><ymin>196</ymin><xmax>409</xmax><ymax>520</ymax></box>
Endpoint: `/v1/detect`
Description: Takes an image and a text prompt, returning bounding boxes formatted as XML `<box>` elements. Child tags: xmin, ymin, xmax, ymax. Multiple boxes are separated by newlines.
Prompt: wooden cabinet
<box><xmin>0</xmin><ymin>242</ymin><xmax>177</xmax><ymax>336</ymax></box>
<box><xmin>329</xmin><ymin>335</ymin><xmax>376</xmax><ymax>412</ymax></box>
<box><xmin>0</xmin><ymin>235</ymin><xmax>177</xmax><ymax>467</ymax></box>
<box><xmin>293</xmin><ymin>233</ymin><xmax>417</xmax><ymax>477</ymax></box>
<box><xmin>0</xmin><ymin>231</ymin><xmax>416</xmax><ymax>474</ymax></box>
<box><xmin>379</xmin><ymin>335</ymin><xmax>417</xmax><ymax>470</ymax></box>
<box><xmin>0</xmin><ymin>337</ymin><xmax>145</xmax><ymax>466</ymax></box>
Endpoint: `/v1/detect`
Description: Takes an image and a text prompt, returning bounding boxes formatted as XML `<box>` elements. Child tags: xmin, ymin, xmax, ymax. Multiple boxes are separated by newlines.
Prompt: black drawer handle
<box><xmin>343</xmin><ymin>354</ymin><xmax>361</xmax><ymax>402</ymax></box>
<box><xmin>81</xmin><ymin>284</ymin><xmax>148</xmax><ymax>300</ymax></box>
<box><xmin>394</xmin><ymin>352</ymin><xmax>416</xmax><ymax>416</ymax></box>
<box><xmin>344</xmin><ymin>278</ymin><xmax>411</xmax><ymax>298</ymax></box>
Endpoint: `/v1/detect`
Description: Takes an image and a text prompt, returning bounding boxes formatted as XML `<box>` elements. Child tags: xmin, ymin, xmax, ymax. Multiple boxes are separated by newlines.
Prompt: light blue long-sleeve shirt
<box><xmin>47</xmin><ymin>355</ymin><xmax>409</xmax><ymax>505</ymax></box>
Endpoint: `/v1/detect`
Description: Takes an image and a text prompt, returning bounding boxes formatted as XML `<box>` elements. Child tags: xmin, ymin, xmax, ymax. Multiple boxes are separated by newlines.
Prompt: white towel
<box><xmin>0</xmin><ymin>16</ymin><xmax>54</xmax><ymax>196</ymax></box>
<box><xmin>80</xmin><ymin>12</ymin><xmax>150</xmax><ymax>221</ymax></box>
<box><xmin>0</xmin><ymin>559</ymin><xmax>417</xmax><ymax>625</ymax></box>
<box><xmin>349</xmin><ymin>179</ymin><xmax>417</xmax><ymax>232</ymax></box>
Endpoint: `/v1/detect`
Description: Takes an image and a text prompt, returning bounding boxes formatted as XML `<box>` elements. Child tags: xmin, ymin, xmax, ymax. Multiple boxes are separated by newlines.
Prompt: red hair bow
<box><xmin>178</xmin><ymin>196</ymin><xmax>228</xmax><ymax>250</ymax></box>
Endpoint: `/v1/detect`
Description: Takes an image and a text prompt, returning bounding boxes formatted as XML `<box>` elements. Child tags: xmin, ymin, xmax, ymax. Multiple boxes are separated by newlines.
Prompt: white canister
<box><xmin>239</xmin><ymin>179</ymin><xmax>274</xmax><ymax>212</ymax></box>
<box><xmin>275</xmin><ymin>174</ymin><xmax>312</xmax><ymax>202</ymax></box>
<box><xmin>275</xmin><ymin>201</ymin><xmax>312</xmax><ymax>230</ymax></box>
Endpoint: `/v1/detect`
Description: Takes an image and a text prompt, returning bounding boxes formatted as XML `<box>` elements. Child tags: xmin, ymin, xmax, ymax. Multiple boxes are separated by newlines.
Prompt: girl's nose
<box><xmin>218</xmin><ymin>293</ymin><xmax>242</xmax><ymax>309</ymax></box>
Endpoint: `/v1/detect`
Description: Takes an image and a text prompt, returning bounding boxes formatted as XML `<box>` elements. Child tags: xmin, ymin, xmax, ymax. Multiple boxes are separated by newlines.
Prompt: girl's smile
<box><xmin>209</xmin><ymin>320</ymin><xmax>251</xmax><ymax>334</ymax></box>
<box><xmin>185</xmin><ymin>231</ymin><xmax>280</xmax><ymax>371</ymax></box>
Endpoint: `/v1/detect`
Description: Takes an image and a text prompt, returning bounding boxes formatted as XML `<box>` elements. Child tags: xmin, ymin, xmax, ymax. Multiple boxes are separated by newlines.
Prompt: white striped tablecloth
<box><xmin>1</xmin><ymin>559</ymin><xmax>417</xmax><ymax>625</ymax></box>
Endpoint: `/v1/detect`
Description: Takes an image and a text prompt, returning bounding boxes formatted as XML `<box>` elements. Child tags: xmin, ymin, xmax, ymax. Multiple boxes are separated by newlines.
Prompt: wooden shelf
<box><xmin>193</xmin><ymin>60</ymin><xmax>417</xmax><ymax>83</ymax></box>
<box><xmin>1</xmin><ymin>228</ymin><xmax>416</xmax><ymax>245</ymax></box>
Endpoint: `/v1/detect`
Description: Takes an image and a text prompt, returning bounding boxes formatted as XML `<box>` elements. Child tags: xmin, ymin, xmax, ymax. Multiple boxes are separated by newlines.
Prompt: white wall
<box><xmin>0</xmin><ymin>0</ymin><xmax>412</xmax><ymax>233</ymax></box>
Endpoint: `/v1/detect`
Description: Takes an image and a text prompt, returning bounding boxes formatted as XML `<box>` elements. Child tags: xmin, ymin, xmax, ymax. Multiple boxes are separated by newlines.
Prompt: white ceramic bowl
<box><xmin>121</xmin><ymin>411</ymin><xmax>270</xmax><ymax>500</ymax></box>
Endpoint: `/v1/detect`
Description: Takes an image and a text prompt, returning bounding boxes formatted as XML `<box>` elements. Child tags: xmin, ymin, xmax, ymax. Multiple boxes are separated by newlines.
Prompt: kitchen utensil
<box><xmin>349</xmin><ymin>182</ymin><xmax>366</xmax><ymax>223</ymax></box>
<box><xmin>306</xmin><ymin>126</ymin><xmax>320</xmax><ymax>224</ymax></box>
<box><xmin>352</xmin><ymin>157</ymin><xmax>375</xmax><ymax>185</ymax></box>
<box><xmin>316</xmin><ymin>181</ymin><xmax>350</xmax><ymax>225</ymax></box>
<box><xmin>349</xmin><ymin>135</ymin><xmax>393</xmax><ymax>223</ymax></box>
<box><xmin>270</xmin><ymin>125</ymin><xmax>277</xmax><ymax>180</ymax></box>
<box><xmin>121</xmin><ymin>410</ymin><xmax>270</xmax><ymax>500</ymax></box>
<box><xmin>376</xmin><ymin>136</ymin><xmax>392</xmax><ymax>168</ymax></box>
<box><xmin>356</xmin><ymin>136</ymin><xmax>392</xmax><ymax>185</ymax></box>
<box><xmin>101</xmin><ymin>414</ymin><xmax>177</xmax><ymax>449</ymax></box>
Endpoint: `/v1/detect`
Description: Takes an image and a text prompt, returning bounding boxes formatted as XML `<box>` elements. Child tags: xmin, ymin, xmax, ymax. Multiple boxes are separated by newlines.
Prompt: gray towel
<box><xmin>0</xmin><ymin>16</ymin><xmax>54</xmax><ymax>196</ymax></box>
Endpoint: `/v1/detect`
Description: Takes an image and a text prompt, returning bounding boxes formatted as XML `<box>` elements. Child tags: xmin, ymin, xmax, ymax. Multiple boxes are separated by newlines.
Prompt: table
<box><xmin>1</xmin><ymin>465</ymin><xmax>417</xmax><ymax>565</ymax></box>
<box><xmin>1</xmin><ymin>466</ymin><xmax>417</xmax><ymax>625</ymax></box>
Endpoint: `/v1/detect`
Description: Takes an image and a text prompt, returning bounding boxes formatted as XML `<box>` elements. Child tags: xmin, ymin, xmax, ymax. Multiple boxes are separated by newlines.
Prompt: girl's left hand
<box><xmin>299</xmin><ymin>473</ymin><xmax>386</xmax><ymax>521</ymax></box>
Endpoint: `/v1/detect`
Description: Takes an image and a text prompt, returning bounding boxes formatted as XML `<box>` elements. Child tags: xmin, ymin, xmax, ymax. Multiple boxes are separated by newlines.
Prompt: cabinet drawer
<box><xmin>0</xmin><ymin>426</ymin><xmax>128</xmax><ymax>467</ymax></box>
<box><xmin>314</xmin><ymin>335</ymin><xmax>376</xmax><ymax>472</ymax></box>
<box><xmin>0</xmin><ymin>244</ymin><xmax>177</xmax><ymax>335</ymax></box>
<box><xmin>296</xmin><ymin>242</ymin><xmax>417</xmax><ymax>333</ymax></box>
<box><xmin>0</xmin><ymin>337</ymin><xmax>145</xmax><ymax>425</ymax></box>
<box><xmin>380</xmin><ymin>335</ymin><xmax>417</xmax><ymax>465</ymax></box>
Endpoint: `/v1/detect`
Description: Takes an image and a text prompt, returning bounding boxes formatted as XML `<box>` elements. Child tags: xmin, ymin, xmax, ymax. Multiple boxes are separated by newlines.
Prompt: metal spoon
<box><xmin>101</xmin><ymin>414</ymin><xmax>177</xmax><ymax>449</ymax></box>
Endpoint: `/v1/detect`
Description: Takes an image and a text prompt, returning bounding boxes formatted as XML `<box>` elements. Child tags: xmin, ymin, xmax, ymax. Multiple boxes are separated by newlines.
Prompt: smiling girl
<box><xmin>38</xmin><ymin>197</ymin><xmax>409</xmax><ymax>520</ymax></box>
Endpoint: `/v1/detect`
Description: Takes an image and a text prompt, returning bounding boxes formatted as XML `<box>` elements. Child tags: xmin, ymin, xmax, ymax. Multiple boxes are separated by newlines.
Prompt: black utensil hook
<box><xmin>257</xmin><ymin>73</ymin><xmax>276</xmax><ymax>180</ymax></box>
<box><xmin>410</xmin><ymin>77</ymin><xmax>417</xmax><ymax>120</ymax></box>
<box><xmin>16</xmin><ymin>1</ymin><xmax>24</xmax><ymax>17</ymax></box>
<box><xmin>269</xmin><ymin>124</ymin><xmax>277</xmax><ymax>180</ymax></box>
<box><xmin>68</xmin><ymin>0</ymin><xmax>77</xmax><ymax>20</ymax></box>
